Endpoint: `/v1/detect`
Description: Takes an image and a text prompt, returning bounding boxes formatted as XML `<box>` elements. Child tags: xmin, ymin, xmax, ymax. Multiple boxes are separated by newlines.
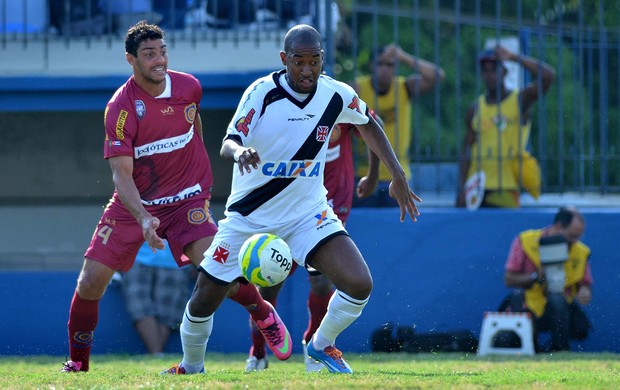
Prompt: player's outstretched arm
<box><xmin>109</xmin><ymin>155</ymin><xmax>164</xmax><ymax>251</ymax></box>
<box><xmin>221</xmin><ymin>138</ymin><xmax>261</xmax><ymax>175</ymax></box>
<box><xmin>355</xmin><ymin>116</ymin><xmax>422</xmax><ymax>222</ymax></box>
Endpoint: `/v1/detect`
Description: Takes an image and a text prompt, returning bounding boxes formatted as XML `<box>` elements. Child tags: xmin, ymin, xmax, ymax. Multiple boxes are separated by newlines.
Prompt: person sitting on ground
<box><xmin>503</xmin><ymin>207</ymin><xmax>593</xmax><ymax>352</ymax></box>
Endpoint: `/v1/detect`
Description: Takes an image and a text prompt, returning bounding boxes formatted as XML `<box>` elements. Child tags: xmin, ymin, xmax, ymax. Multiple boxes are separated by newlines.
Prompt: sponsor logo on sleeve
<box><xmin>235</xmin><ymin>108</ymin><xmax>255</xmax><ymax>136</ymax></box>
<box><xmin>185</xmin><ymin>103</ymin><xmax>197</xmax><ymax>123</ymax></box>
<box><xmin>348</xmin><ymin>96</ymin><xmax>362</xmax><ymax>113</ymax></box>
<box><xmin>115</xmin><ymin>110</ymin><xmax>127</xmax><ymax>140</ymax></box>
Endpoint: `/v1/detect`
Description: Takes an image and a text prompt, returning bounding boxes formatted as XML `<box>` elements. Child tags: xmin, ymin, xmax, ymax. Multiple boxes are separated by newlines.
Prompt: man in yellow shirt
<box><xmin>354</xmin><ymin>44</ymin><xmax>444</xmax><ymax>207</ymax></box>
<box><xmin>456</xmin><ymin>46</ymin><xmax>555</xmax><ymax>208</ymax></box>
<box><xmin>503</xmin><ymin>207</ymin><xmax>593</xmax><ymax>352</ymax></box>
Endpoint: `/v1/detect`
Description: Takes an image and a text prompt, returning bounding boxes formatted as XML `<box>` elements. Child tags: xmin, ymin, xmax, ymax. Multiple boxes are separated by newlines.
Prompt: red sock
<box><xmin>229</xmin><ymin>283</ymin><xmax>274</xmax><ymax>322</ymax></box>
<box><xmin>67</xmin><ymin>290</ymin><xmax>99</xmax><ymax>371</ymax></box>
<box><xmin>249</xmin><ymin>321</ymin><xmax>267</xmax><ymax>358</ymax></box>
<box><xmin>303</xmin><ymin>290</ymin><xmax>333</xmax><ymax>343</ymax></box>
<box><xmin>230</xmin><ymin>283</ymin><xmax>278</xmax><ymax>359</ymax></box>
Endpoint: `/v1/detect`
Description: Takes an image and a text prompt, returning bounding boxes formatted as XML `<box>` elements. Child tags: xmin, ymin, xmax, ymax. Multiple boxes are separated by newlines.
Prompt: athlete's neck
<box><xmin>280</xmin><ymin>74</ymin><xmax>309</xmax><ymax>101</ymax></box>
<box><xmin>135</xmin><ymin>73</ymin><xmax>168</xmax><ymax>97</ymax></box>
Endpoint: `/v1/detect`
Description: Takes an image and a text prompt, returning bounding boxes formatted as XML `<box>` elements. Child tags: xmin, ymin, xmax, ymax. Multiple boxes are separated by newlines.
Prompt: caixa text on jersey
<box><xmin>261</xmin><ymin>161</ymin><xmax>321</xmax><ymax>178</ymax></box>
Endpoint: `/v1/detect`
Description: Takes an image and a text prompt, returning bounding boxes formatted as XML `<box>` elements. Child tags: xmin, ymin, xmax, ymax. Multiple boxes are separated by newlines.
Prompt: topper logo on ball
<box><xmin>269</xmin><ymin>247</ymin><xmax>292</xmax><ymax>272</ymax></box>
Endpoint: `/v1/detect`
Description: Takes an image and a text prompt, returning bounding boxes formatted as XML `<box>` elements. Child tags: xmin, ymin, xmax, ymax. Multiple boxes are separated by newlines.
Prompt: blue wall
<box><xmin>0</xmin><ymin>71</ymin><xmax>269</xmax><ymax>112</ymax></box>
<box><xmin>1</xmin><ymin>208</ymin><xmax>618</xmax><ymax>356</ymax></box>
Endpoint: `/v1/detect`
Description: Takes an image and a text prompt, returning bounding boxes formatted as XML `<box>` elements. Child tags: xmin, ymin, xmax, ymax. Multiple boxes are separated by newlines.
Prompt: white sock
<box><xmin>312</xmin><ymin>290</ymin><xmax>369</xmax><ymax>350</ymax></box>
<box><xmin>180</xmin><ymin>303</ymin><xmax>213</xmax><ymax>373</ymax></box>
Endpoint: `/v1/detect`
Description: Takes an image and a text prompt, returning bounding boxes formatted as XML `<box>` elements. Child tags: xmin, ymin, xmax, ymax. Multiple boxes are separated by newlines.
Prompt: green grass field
<box><xmin>2</xmin><ymin>352</ymin><xmax>619</xmax><ymax>389</ymax></box>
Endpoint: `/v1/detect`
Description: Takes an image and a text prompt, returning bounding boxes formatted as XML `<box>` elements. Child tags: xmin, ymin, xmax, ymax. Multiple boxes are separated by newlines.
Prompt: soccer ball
<box><xmin>238</xmin><ymin>233</ymin><xmax>293</xmax><ymax>287</ymax></box>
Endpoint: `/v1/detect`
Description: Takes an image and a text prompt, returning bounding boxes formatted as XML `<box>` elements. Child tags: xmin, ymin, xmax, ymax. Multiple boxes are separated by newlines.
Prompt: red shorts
<box><xmin>327</xmin><ymin>188</ymin><xmax>353</xmax><ymax>224</ymax></box>
<box><xmin>84</xmin><ymin>196</ymin><xmax>217</xmax><ymax>272</ymax></box>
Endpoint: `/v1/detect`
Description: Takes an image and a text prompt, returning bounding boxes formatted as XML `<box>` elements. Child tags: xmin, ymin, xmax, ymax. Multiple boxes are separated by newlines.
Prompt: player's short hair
<box><xmin>125</xmin><ymin>21</ymin><xmax>165</xmax><ymax>57</ymax></box>
<box><xmin>554</xmin><ymin>207</ymin><xmax>583</xmax><ymax>228</ymax></box>
<box><xmin>283</xmin><ymin>24</ymin><xmax>322</xmax><ymax>54</ymax></box>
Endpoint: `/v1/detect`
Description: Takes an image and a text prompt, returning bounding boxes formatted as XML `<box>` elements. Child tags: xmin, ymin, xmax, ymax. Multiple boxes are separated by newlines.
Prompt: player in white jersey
<box><xmin>222</xmin><ymin>70</ymin><xmax>367</xmax><ymax>224</ymax></box>
<box><xmin>165</xmin><ymin>24</ymin><xmax>421</xmax><ymax>375</ymax></box>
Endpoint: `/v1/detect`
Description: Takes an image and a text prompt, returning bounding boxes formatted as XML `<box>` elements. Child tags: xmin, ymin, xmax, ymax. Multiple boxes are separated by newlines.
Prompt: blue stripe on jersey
<box><xmin>228</xmin><ymin>92</ymin><xmax>344</xmax><ymax>216</ymax></box>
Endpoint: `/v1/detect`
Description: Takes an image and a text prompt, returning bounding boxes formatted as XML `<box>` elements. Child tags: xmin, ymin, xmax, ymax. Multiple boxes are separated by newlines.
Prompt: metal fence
<box><xmin>344</xmin><ymin>0</ymin><xmax>619</xmax><ymax>195</ymax></box>
<box><xmin>1</xmin><ymin>0</ymin><xmax>618</xmax><ymax>195</ymax></box>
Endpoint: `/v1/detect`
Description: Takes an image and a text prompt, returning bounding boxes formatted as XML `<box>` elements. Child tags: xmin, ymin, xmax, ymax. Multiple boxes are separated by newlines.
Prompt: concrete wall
<box><xmin>0</xmin><ymin>109</ymin><xmax>236</xmax><ymax>204</ymax></box>
<box><xmin>1</xmin><ymin>208</ymin><xmax>618</xmax><ymax>356</ymax></box>
<box><xmin>0</xmin><ymin>71</ymin><xmax>270</xmax><ymax>204</ymax></box>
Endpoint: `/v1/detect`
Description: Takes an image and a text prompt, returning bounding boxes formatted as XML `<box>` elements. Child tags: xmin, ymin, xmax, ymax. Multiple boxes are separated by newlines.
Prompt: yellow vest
<box><xmin>355</xmin><ymin>75</ymin><xmax>411</xmax><ymax>181</ymax></box>
<box><xmin>519</xmin><ymin>229</ymin><xmax>591</xmax><ymax>317</ymax></box>
<box><xmin>468</xmin><ymin>90</ymin><xmax>531</xmax><ymax>191</ymax></box>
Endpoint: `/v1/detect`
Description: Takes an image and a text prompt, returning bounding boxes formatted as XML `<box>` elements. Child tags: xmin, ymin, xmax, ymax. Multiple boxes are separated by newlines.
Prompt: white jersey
<box><xmin>224</xmin><ymin>70</ymin><xmax>369</xmax><ymax>225</ymax></box>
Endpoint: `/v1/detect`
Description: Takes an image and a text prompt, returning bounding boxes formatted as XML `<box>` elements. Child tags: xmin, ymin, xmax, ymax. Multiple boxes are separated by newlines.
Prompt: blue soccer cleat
<box><xmin>306</xmin><ymin>339</ymin><xmax>353</xmax><ymax>374</ymax></box>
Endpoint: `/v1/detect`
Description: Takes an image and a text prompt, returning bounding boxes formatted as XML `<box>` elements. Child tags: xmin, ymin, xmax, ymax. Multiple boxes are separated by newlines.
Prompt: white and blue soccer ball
<box><xmin>238</xmin><ymin>233</ymin><xmax>293</xmax><ymax>287</ymax></box>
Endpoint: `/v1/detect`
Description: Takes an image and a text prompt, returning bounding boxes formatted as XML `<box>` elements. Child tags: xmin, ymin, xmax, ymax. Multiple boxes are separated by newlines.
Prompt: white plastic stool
<box><xmin>477</xmin><ymin>311</ymin><xmax>535</xmax><ymax>356</ymax></box>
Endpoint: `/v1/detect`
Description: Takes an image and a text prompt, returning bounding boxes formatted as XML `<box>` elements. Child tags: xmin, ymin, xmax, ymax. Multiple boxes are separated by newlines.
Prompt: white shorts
<box><xmin>199</xmin><ymin>203</ymin><xmax>347</xmax><ymax>284</ymax></box>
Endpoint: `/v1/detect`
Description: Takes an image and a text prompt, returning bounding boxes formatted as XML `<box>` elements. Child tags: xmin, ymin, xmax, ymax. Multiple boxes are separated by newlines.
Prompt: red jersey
<box><xmin>103</xmin><ymin>70</ymin><xmax>212</xmax><ymax>207</ymax></box>
<box><xmin>325</xmin><ymin>123</ymin><xmax>355</xmax><ymax>222</ymax></box>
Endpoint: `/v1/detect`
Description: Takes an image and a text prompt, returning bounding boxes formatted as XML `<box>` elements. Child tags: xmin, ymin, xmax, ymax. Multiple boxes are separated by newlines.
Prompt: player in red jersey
<box><xmin>244</xmin><ymin>110</ymin><xmax>382</xmax><ymax>372</ymax></box>
<box><xmin>61</xmin><ymin>21</ymin><xmax>291</xmax><ymax>373</ymax></box>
